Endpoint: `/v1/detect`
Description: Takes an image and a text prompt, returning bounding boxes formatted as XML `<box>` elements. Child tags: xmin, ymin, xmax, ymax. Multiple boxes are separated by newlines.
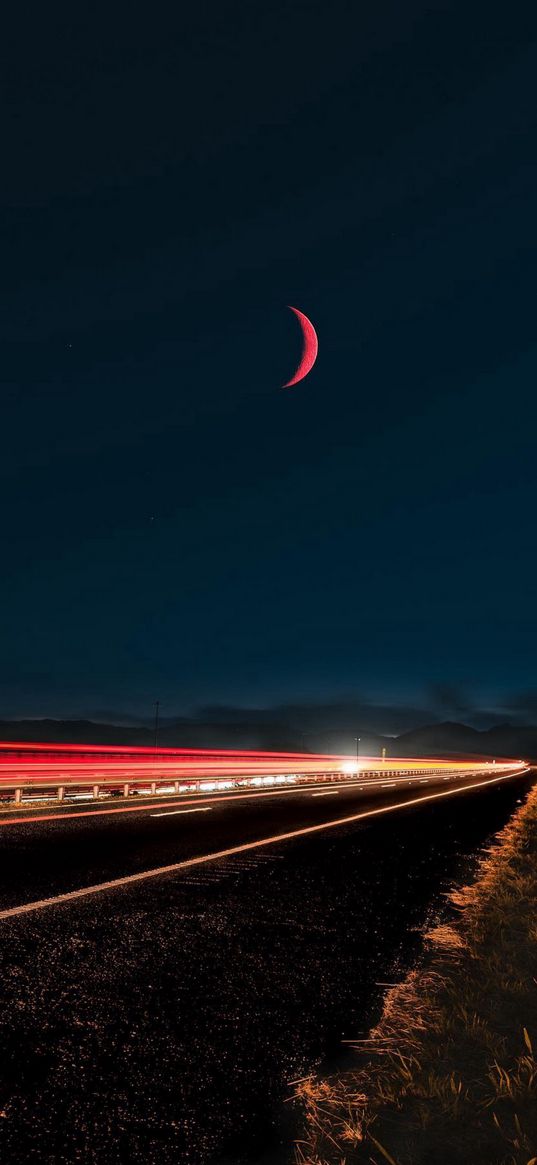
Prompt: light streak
<box><xmin>0</xmin><ymin>769</ymin><xmax>527</xmax><ymax>922</ymax></box>
<box><xmin>2</xmin><ymin>741</ymin><xmax>522</xmax><ymax>787</ymax></box>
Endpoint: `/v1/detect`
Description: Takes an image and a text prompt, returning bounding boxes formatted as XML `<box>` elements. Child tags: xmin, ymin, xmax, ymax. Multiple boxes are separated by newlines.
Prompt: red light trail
<box><xmin>0</xmin><ymin>742</ymin><xmax>525</xmax><ymax>787</ymax></box>
<box><xmin>0</xmin><ymin>741</ymin><xmax>527</xmax><ymax>817</ymax></box>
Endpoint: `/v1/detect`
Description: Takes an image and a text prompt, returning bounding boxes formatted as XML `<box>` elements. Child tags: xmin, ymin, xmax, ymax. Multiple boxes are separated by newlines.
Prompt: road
<box><xmin>0</xmin><ymin>762</ymin><xmax>529</xmax><ymax>919</ymax></box>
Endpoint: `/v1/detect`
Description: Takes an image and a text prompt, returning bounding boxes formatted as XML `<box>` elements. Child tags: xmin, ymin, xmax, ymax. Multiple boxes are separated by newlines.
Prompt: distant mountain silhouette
<box><xmin>0</xmin><ymin>719</ymin><xmax>153</xmax><ymax>745</ymax></box>
<box><xmin>0</xmin><ymin>717</ymin><xmax>303</xmax><ymax>752</ymax></box>
<box><xmin>0</xmin><ymin>715</ymin><xmax>535</xmax><ymax>759</ymax></box>
<box><xmin>395</xmin><ymin>721</ymin><xmax>484</xmax><ymax>756</ymax></box>
<box><xmin>394</xmin><ymin>721</ymin><xmax>537</xmax><ymax>759</ymax></box>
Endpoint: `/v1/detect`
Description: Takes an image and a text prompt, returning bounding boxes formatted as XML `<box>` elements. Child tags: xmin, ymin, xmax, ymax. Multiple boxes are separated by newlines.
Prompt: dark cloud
<box><xmin>499</xmin><ymin>690</ymin><xmax>537</xmax><ymax>722</ymax></box>
<box><xmin>426</xmin><ymin>683</ymin><xmax>474</xmax><ymax>716</ymax></box>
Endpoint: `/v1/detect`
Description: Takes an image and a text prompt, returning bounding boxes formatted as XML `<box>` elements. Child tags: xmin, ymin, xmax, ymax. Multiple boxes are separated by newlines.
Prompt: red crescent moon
<box><xmin>282</xmin><ymin>305</ymin><xmax>318</xmax><ymax>387</ymax></box>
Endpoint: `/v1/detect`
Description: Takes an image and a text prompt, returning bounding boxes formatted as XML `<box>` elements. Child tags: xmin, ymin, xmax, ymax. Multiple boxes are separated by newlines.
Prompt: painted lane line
<box><xmin>0</xmin><ymin>770</ymin><xmax>528</xmax><ymax>922</ymax></box>
<box><xmin>311</xmin><ymin>791</ymin><xmax>339</xmax><ymax>797</ymax></box>
<box><xmin>151</xmin><ymin>807</ymin><xmax>213</xmax><ymax>817</ymax></box>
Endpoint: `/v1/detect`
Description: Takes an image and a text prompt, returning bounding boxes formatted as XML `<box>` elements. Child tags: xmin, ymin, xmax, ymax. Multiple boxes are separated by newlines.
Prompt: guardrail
<box><xmin>0</xmin><ymin>764</ymin><xmax>519</xmax><ymax>806</ymax></box>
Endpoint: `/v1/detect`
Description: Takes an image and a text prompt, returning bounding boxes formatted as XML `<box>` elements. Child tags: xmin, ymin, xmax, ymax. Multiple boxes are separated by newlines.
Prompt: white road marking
<box><xmin>311</xmin><ymin>791</ymin><xmax>339</xmax><ymax>797</ymax></box>
<box><xmin>151</xmin><ymin>807</ymin><xmax>213</xmax><ymax>817</ymax></box>
<box><xmin>0</xmin><ymin>770</ymin><xmax>527</xmax><ymax>922</ymax></box>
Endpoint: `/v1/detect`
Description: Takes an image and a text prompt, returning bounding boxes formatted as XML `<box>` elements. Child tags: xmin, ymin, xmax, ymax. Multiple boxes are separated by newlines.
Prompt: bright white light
<box><xmin>21</xmin><ymin>796</ymin><xmax>56</xmax><ymax>804</ymax></box>
<box><xmin>342</xmin><ymin>762</ymin><xmax>358</xmax><ymax>775</ymax></box>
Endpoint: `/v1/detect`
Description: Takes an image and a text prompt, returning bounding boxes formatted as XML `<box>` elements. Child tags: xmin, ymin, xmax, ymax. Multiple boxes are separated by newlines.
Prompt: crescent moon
<box><xmin>282</xmin><ymin>305</ymin><xmax>318</xmax><ymax>387</ymax></box>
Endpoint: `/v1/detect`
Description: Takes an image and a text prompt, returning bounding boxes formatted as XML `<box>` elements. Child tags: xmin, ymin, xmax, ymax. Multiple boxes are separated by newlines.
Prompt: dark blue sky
<box><xmin>2</xmin><ymin>3</ymin><xmax>537</xmax><ymax>718</ymax></box>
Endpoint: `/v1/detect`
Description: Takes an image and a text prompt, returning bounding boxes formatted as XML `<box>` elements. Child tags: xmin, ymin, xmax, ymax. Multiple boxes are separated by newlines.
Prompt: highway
<box><xmin>0</xmin><ymin>748</ymin><xmax>530</xmax><ymax>920</ymax></box>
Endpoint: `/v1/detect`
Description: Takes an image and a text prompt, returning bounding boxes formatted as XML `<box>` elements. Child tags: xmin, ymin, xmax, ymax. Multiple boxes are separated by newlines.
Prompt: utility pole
<box><xmin>154</xmin><ymin>700</ymin><xmax>160</xmax><ymax>750</ymax></box>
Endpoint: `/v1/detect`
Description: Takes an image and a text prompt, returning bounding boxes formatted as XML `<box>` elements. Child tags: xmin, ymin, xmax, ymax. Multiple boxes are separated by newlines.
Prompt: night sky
<box><xmin>2</xmin><ymin>4</ymin><xmax>537</xmax><ymax>719</ymax></box>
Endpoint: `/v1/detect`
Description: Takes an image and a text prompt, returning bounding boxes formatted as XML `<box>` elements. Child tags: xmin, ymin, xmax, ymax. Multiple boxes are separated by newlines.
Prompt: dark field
<box><xmin>0</xmin><ymin>775</ymin><xmax>532</xmax><ymax>1164</ymax></box>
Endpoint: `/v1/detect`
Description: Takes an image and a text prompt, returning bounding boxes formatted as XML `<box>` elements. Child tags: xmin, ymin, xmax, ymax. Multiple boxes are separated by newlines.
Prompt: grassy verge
<box><xmin>296</xmin><ymin>781</ymin><xmax>537</xmax><ymax>1165</ymax></box>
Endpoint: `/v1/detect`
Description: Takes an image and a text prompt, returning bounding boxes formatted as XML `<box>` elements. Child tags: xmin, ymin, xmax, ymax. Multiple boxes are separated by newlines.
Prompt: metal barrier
<box><xmin>0</xmin><ymin>763</ymin><xmax>523</xmax><ymax>807</ymax></box>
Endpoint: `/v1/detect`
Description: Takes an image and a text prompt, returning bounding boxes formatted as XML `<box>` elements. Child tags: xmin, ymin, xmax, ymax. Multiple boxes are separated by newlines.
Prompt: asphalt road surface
<box><xmin>0</xmin><ymin>767</ymin><xmax>528</xmax><ymax>917</ymax></box>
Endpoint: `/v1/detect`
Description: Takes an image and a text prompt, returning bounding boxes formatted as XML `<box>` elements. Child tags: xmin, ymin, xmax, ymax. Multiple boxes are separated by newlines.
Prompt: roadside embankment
<box><xmin>296</xmin><ymin>778</ymin><xmax>537</xmax><ymax>1165</ymax></box>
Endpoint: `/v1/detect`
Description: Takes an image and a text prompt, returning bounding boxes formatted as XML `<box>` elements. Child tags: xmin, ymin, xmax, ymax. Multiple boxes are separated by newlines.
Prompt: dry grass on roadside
<box><xmin>295</xmin><ymin>782</ymin><xmax>537</xmax><ymax>1165</ymax></box>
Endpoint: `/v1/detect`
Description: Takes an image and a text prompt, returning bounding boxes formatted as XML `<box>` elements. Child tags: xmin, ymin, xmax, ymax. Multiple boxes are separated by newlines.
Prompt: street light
<box><xmin>354</xmin><ymin>736</ymin><xmax>361</xmax><ymax>772</ymax></box>
<box><xmin>151</xmin><ymin>700</ymin><xmax>161</xmax><ymax>791</ymax></box>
